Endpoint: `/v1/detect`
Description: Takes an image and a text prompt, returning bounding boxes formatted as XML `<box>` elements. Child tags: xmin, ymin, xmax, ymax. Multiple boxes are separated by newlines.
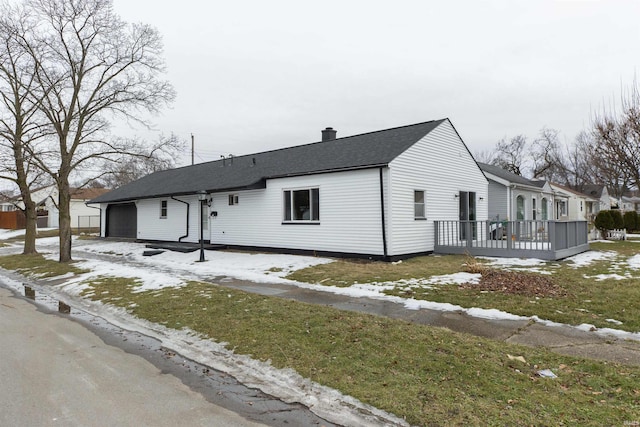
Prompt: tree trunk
<box><xmin>22</xmin><ymin>199</ymin><xmax>38</xmax><ymax>255</ymax></box>
<box><xmin>15</xmin><ymin>154</ymin><xmax>38</xmax><ymax>255</ymax></box>
<box><xmin>58</xmin><ymin>179</ymin><xmax>72</xmax><ymax>262</ymax></box>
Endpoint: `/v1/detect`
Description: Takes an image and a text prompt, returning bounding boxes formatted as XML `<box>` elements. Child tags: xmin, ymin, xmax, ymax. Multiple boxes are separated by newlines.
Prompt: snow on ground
<box><xmin>3</xmin><ymin>232</ymin><xmax>640</xmax><ymax>424</ymax></box>
<box><xmin>627</xmin><ymin>254</ymin><xmax>640</xmax><ymax>269</ymax></box>
<box><xmin>0</xmin><ymin>229</ymin><xmax>26</xmax><ymax>240</ymax></box>
<box><xmin>479</xmin><ymin>257</ymin><xmax>547</xmax><ymax>267</ymax></box>
<box><xmin>359</xmin><ymin>272</ymin><xmax>481</xmax><ymax>292</ymax></box>
<box><xmin>583</xmin><ymin>273</ymin><xmax>633</xmax><ymax>281</ymax></box>
<box><xmin>0</xmin><ymin>228</ymin><xmax>57</xmax><ymax>240</ymax></box>
<box><xmin>565</xmin><ymin>250</ymin><xmax>618</xmax><ymax>268</ymax></box>
<box><xmin>50</xmin><ymin>255</ymin><xmax>187</xmax><ymax>294</ymax></box>
<box><xmin>0</xmin><ymin>273</ymin><xmax>407</xmax><ymax>427</ymax></box>
<box><xmin>2</xmin><ymin>233</ymin><xmax>640</xmax><ymax>342</ymax></box>
<box><xmin>75</xmin><ymin>239</ymin><xmax>332</xmax><ymax>281</ymax></box>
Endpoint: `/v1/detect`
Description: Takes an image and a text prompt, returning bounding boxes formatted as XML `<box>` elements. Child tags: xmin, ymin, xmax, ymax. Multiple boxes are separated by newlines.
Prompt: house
<box><xmin>621</xmin><ymin>195</ymin><xmax>640</xmax><ymax>214</ymax></box>
<box><xmin>549</xmin><ymin>183</ymin><xmax>596</xmax><ymax>222</ymax></box>
<box><xmin>580</xmin><ymin>184</ymin><xmax>610</xmax><ymax>218</ymax></box>
<box><xmin>14</xmin><ymin>185</ymin><xmax>108</xmax><ymax>229</ymax></box>
<box><xmin>436</xmin><ymin>162</ymin><xmax>589</xmax><ymax>260</ymax></box>
<box><xmin>477</xmin><ymin>162</ymin><xmax>554</xmax><ymax>221</ymax></box>
<box><xmin>89</xmin><ymin>119</ymin><xmax>489</xmax><ymax>260</ymax></box>
<box><xmin>0</xmin><ymin>191</ymin><xmax>18</xmax><ymax>212</ymax></box>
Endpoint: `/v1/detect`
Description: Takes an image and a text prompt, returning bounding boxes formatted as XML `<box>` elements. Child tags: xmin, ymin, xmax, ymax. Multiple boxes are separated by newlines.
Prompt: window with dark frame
<box><xmin>414</xmin><ymin>190</ymin><xmax>425</xmax><ymax>219</ymax></box>
<box><xmin>283</xmin><ymin>188</ymin><xmax>319</xmax><ymax>222</ymax></box>
<box><xmin>228</xmin><ymin>194</ymin><xmax>239</xmax><ymax>205</ymax></box>
<box><xmin>160</xmin><ymin>200</ymin><xmax>167</xmax><ymax>218</ymax></box>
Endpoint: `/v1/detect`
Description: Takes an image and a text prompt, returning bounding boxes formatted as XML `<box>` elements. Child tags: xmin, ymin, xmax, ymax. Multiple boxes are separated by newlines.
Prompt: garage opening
<box><xmin>106</xmin><ymin>203</ymin><xmax>137</xmax><ymax>238</ymax></box>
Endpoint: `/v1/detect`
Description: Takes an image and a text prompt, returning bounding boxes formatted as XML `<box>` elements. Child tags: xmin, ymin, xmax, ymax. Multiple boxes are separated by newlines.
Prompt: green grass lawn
<box><xmin>77</xmin><ymin>278</ymin><xmax>640</xmax><ymax>425</ymax></box>
<box><xmin>288</xmin><ymin>241</ymin><xmax>640</xmax><ymax>332</ymax></box>
<box><xmin>1</xmin><ymin>242</ymin><xmax>640</xmax><ymax>425</ymax></box>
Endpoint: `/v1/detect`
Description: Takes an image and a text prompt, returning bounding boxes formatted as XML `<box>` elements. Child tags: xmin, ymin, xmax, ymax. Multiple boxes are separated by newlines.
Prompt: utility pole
<box><xmin>191</xmin><ymin>133</ymin><xmax>194</xmax><ymax>165</ymax></box>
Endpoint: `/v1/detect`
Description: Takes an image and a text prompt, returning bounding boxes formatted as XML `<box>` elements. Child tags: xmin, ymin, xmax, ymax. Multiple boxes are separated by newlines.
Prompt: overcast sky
<box><xmin>114</xmin><ymin>0</ymin><xmax>640</xmax><ymax>165</ymax></box>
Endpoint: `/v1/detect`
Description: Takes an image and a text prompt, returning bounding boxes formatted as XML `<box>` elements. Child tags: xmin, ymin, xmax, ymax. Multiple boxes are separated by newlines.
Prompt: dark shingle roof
<box><xmin>477</xmin><ymin>162</ymin><xmax>544</xmax><ymax>188</ymax></box>
<box><xmin>91</xmin><ymin>119</ymin><xmax>448</xmax><ymax>204</ymax></box>
<box><xmin>581</xmin><ymin>184</ymin><xmax>605</xmax><ymax>199</ymax></box>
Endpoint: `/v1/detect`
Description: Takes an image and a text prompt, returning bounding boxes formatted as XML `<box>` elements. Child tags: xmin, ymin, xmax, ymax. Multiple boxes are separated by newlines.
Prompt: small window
<box><xmin>160</xmin><ymin>200</ymin><xmax>167</xmax><ymax>219</ymax></box>
<box><xmin>558</xmin><ymin>201</ymin><xmax>567</xmax><ymax>216</ymax></box>
<box><xmin>414</xmin><ymin>190</ymin><xmax>425</xmax><ymax>219</ymax></box>
<box><xmin>228</xmin><ymin>194</ymin><xmax>239</xmax><ymax>205</ymax></box>
<box><xmin>283</xmin><ymin>188</ymin><xmax>319</xmax><ymax>222</ymax></box>
<box><xmin>516</xmin><ymin>195</ymin><xmax>525</xmax><ymax>220</ymax></box>
<box><xmin>532</xmin><ymin>198</ymin><xmax>537</xmax><ymax>220</ymax></box>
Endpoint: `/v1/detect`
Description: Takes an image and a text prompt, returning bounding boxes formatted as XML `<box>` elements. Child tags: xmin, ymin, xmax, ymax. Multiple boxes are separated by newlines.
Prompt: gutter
<box><xmin>170</xmin><ymin>196</ymin><xmax>190</xmax><ymax>242</ymax></box>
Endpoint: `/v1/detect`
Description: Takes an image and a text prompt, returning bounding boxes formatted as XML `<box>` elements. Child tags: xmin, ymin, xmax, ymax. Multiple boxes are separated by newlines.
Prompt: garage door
<box><xmin>106</xmin><ymin>203</ymin><xmax>137</xmax><ymax>238</ymax></box>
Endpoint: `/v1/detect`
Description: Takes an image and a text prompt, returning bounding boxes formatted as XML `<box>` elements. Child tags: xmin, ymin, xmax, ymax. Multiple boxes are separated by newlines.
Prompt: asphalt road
<box><xmin>0</xmin><ymin>287</ymin><xmax>267</xmax><ymax>427</ymax></box>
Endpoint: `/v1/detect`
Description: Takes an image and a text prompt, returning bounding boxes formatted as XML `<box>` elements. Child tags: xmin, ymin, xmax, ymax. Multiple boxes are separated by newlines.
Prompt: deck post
<box><xmin>549</xmin><ymin>221</ymin><xmax>556</xmax><ymax>252</ymax></box>
<box><xmin>466</xmin><ymin>221</ymin><xmax>472</xmax><ymax>250</ymax></box>
<box><xmin>506</xmin><ymin>221</ymin><xmax>513</xmax><ymax>251</ymax></box>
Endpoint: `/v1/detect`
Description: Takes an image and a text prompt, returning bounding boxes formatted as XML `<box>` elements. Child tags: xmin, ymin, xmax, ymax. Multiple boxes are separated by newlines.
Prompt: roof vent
<box><xmin>321</xmin><ymin>127</ymin><xmax>337</xmax><ymax>142</ymax></box>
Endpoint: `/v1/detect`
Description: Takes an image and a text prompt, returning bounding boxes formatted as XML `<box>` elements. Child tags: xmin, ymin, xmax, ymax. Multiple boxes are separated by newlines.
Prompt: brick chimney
<box><xmin>321</xmin><ymin>127</ymin><xmax>337</xmax><ymax>142</ymax></box>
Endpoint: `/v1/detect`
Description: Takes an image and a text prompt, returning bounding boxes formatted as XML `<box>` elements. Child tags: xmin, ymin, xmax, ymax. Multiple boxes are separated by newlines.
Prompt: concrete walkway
<box><xmin>220</xmin><ymin>279</ymin><xmax>640</xmax><ymax>366</ymax></box>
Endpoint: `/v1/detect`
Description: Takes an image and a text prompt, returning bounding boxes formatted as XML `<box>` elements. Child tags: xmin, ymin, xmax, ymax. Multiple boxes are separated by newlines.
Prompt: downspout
<box><xmin>171</xmin><ymin>196</ymin><xmax>190</xmax><ymax>242</ymax></box>
<box><xmin>84</xmin><ymin>202</ymin><xmax>101</xmax><ymax>236</ymax></box>
<box><xmin>379</xmin><ymin>167</ymin><xmax>388</xmax><ymax>259</ymax></box>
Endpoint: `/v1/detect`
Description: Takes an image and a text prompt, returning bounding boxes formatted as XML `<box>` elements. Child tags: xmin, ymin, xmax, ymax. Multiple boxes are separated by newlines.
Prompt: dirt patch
<box><xmin>460</xmin><ymin>269</ymin><xmax>568</xmax><ymax>298</ymax></box>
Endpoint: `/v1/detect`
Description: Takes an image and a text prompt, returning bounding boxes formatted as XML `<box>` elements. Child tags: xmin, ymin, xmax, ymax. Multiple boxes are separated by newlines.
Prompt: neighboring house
<box><xmin>549</xmin><ymin>183</ymin><xmax>596</xmax><ymax>222</ymax></box>
<box><xmin>89</xmin><ymin>119</ymin><xmax>489</xmax><ymax>260</ymax></box>
<box><xmin>16</xmin><ymin>185</ymin><xmax>108</xmax><ymax>228</ymax></box>
<box><xmin>621</xmin><ymin>195</ymin><xmax>640</xmax><ymax>213</ymax></box>
<box><xmin>44</xmin><ymin>187</ymin><xmax>109</xmax><ymax>228</ymax></box>
<box><xmin>69</xmin><ymin>188</ymin><xmax>109</xmax><ymax>228</ymax></box>
<box><xmin>0</xmin><ymin>196</ymin><xmax>17</xmax><ymax>212</ymax></box>
<box><xmin>477</xmin><ymin>163</ymin><xmax>554</xmax><ymax>222</ymax></box>
<box><xmin>580</xmin><ymin>184</ymin><xmax>611</xmax><ymax>218</ymax></box>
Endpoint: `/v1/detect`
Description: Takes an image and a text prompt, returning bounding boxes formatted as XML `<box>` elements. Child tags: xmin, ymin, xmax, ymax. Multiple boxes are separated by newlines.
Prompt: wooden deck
<box><xmin>434</xmin><ymin>220</ymin><xmax>589</xmax><ymax>260</ymax></box>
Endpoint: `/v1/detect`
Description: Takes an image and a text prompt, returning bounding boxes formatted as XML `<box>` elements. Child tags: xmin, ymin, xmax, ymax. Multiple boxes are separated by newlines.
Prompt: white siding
<box><xmin>137</xmin><ymin>196</ymin><xmax>201</xmax><ymax>242</ymax></box>
<box><xmin>69</xmin><ymin>200</ymin><xmax>101</xmax><ymax>228</ymax></box>
<box><xmin>513</xmin><ymin>189</ymin><xmax>552</xmax><ymax>220</ymax></box>
<box><xmin>386</xmin><ymin>120</ymin><xmax>488</xmax><ymax>256</ymax></box>
<box><xmin>209</xmin><ymin>169</ymin><xmax>385</xmax><ymax>255</ymax></box>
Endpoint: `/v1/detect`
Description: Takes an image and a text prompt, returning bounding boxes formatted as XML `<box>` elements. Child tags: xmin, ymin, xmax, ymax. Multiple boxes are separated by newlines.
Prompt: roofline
<box><xmin>550</xmin><ymin>183</ymin><xmax>598</xmax><ymax>200</ymax></box>
<box><xmin>91</xmin><ymin>164</ymin><xmax>390</xmax><ymax>204</ymax></box>
<box><xmin>483</xmin><ymin>171</ymin><xmax>548</xmax><ymax>192</ymax></box>
<box><xmin>159</xmin><ymin>119</ymin><xmax>447</xmax><ymax>174</ymax></box>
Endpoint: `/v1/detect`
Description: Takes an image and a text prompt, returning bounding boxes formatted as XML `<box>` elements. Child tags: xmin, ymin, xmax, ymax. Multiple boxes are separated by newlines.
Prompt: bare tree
<box><xmin>491</xmin><ymin>135</ymin><xmax>528</xmax><ymax>176</ymax></box>
<box><xmin>590</xmin><ymin>80</ymin><xmax>640</xmax><ymax>199</ymax></box>
<box><xmin>564</xmin><ymin>131</ymin><xmax>599</xmax><ymax>190</ymax></box>
<box><xmin>0</xmin><ymin>2</ymin><xmax>51</xmax><ymax>255</ymax></box>
<box><xmin>97</xmin><ymin>134</ymin><xmax>185</xmax><ymax>189</ymax></box>
<box><xmin>530</xmin><ymin>128</ymin><xmax>566</xmax><ymax>182</ymax></box>
<box><xmin>14</xmin><ymin>0</ymin><xmax>175</xmax><ymax>262</ymax></box>
<box><xmin>472</xmin><ymin>148</ymin><xmax>496</xmax><ymax>165</ymax></box>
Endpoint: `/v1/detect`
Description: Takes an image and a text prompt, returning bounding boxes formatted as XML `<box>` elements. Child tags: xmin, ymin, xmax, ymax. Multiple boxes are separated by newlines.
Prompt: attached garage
<box><xmin>106</xmin><ymin>203</ymin><xmax>137</xmax><ymax>238</ymax></box>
